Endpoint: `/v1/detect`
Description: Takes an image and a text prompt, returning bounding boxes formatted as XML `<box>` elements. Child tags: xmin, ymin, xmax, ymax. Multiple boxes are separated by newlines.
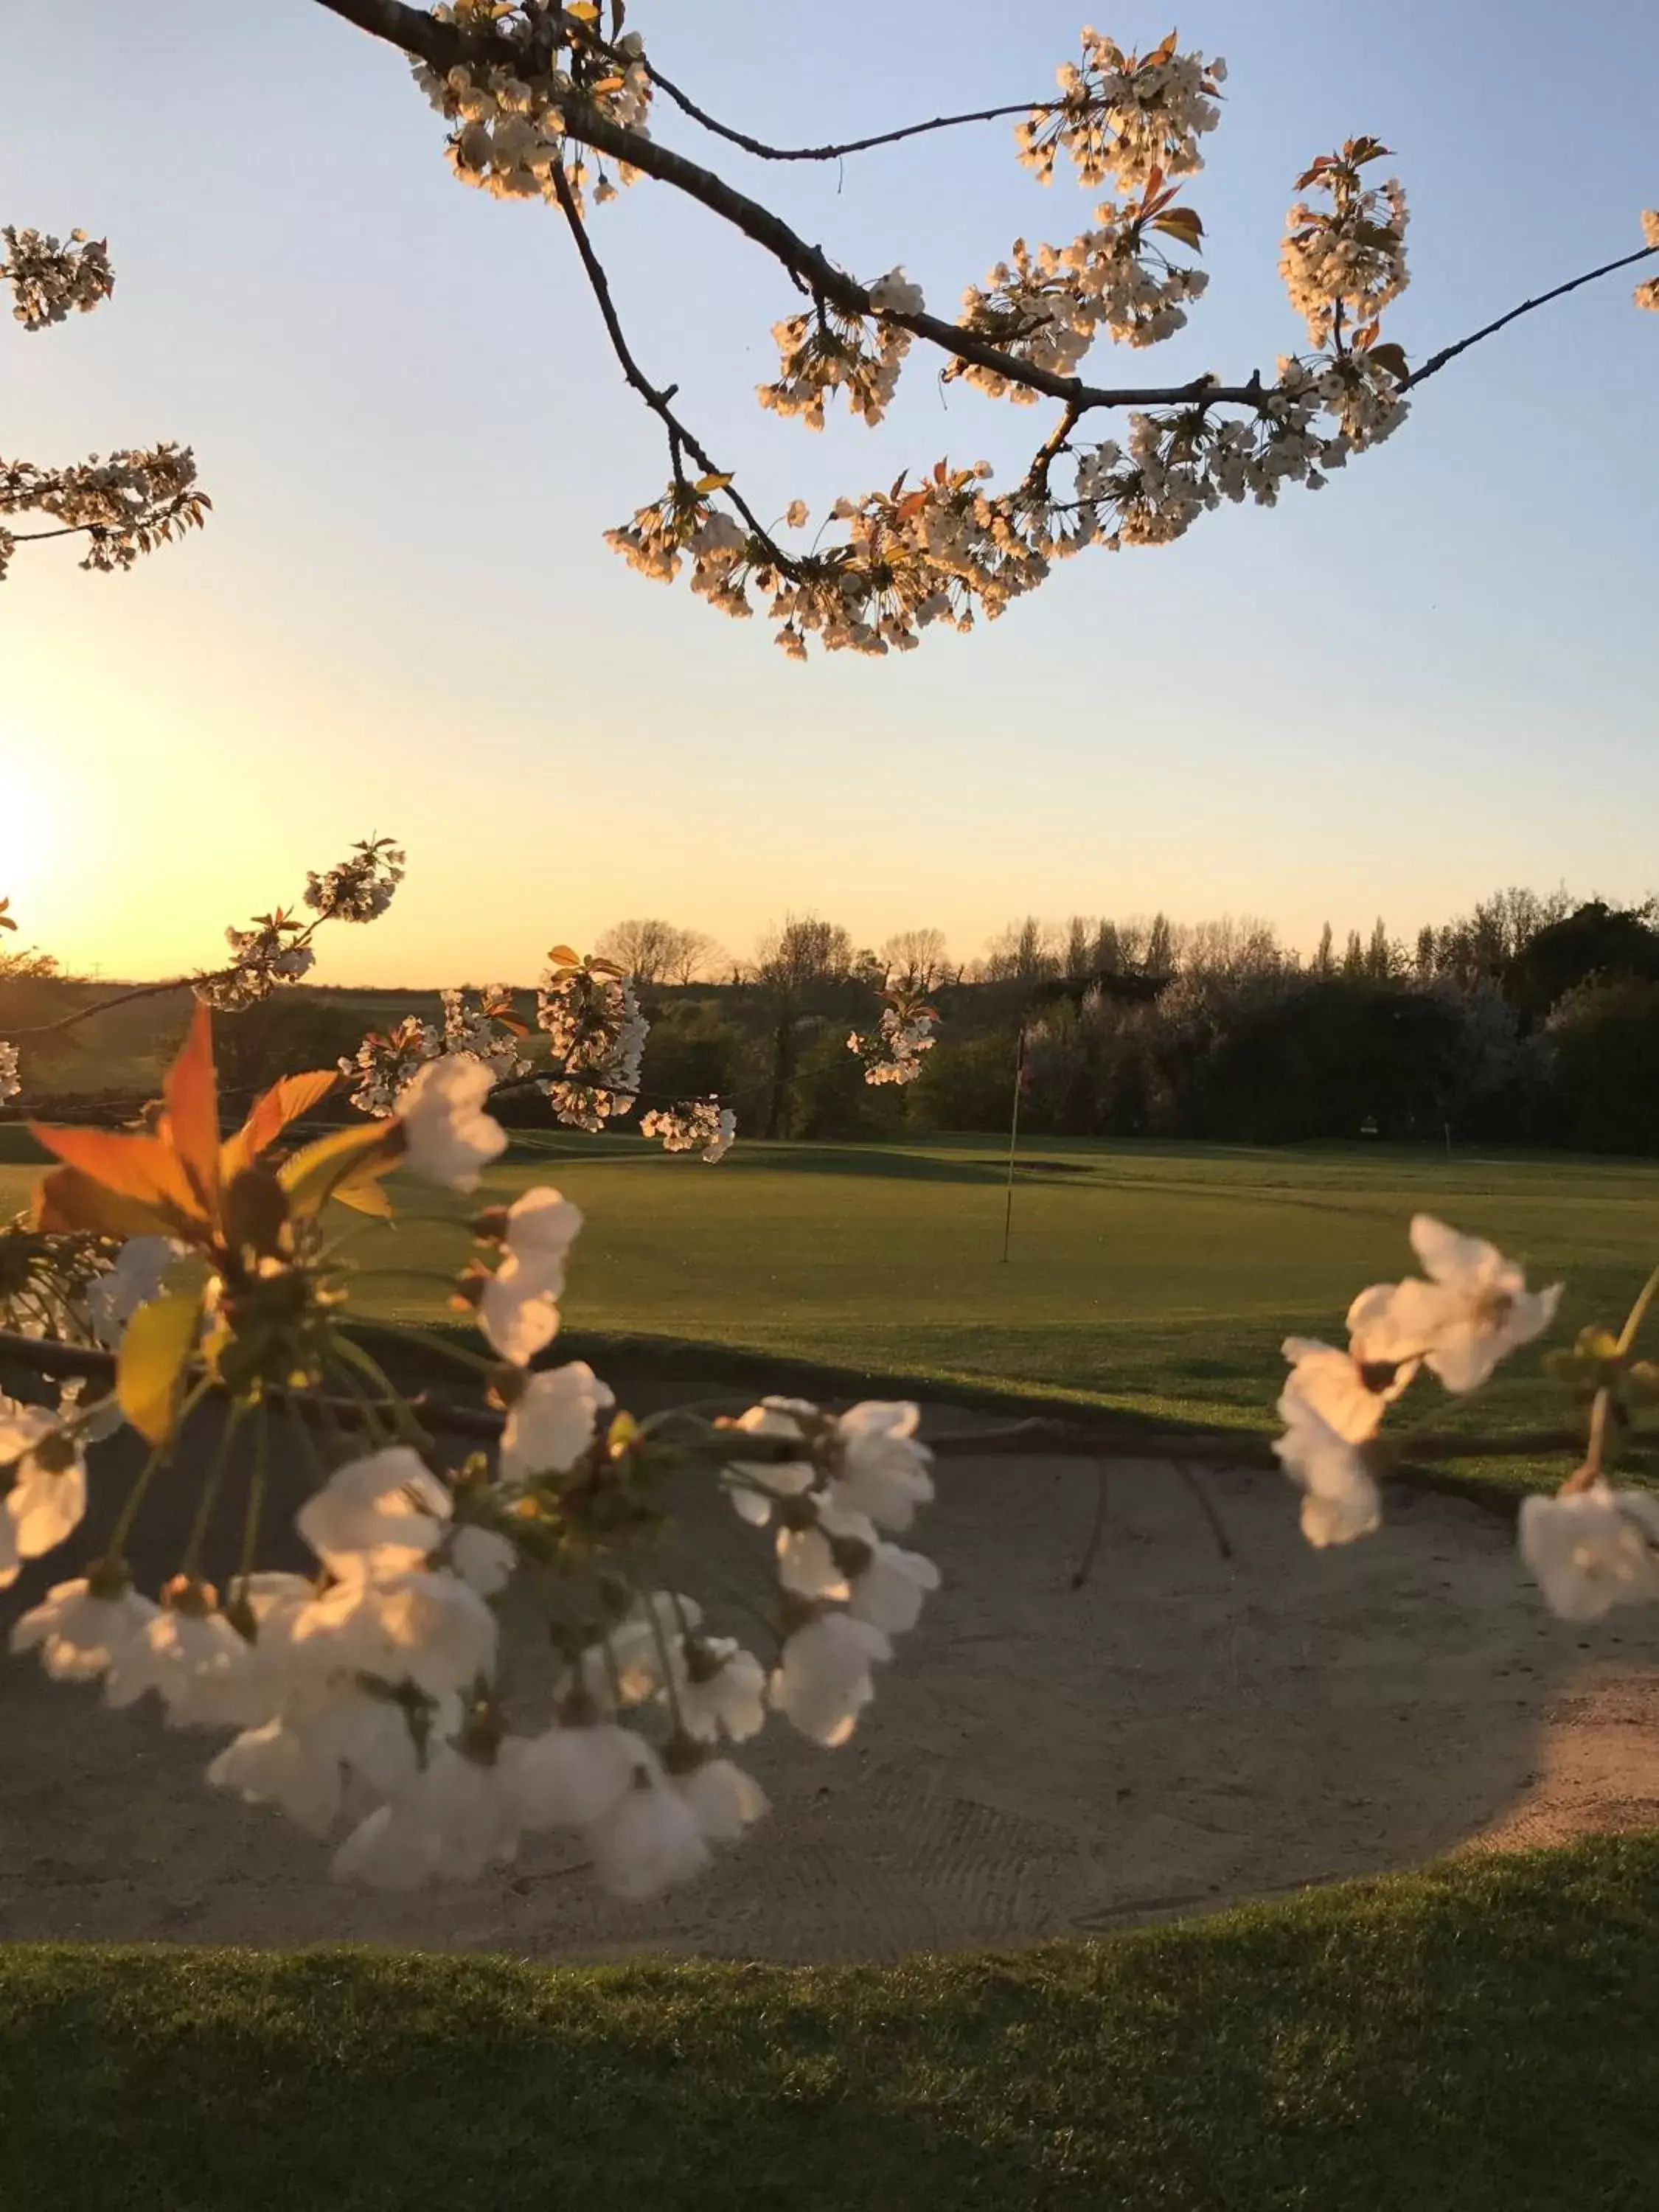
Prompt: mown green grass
<box><xmin>4</xmin><ymin>1833</ymin><xmax>1657</xmax><ymax>2211</ymax></box>
<box><xmin>344</xmin><ymin>1131</ymin><xmax>1659</xmax><ymax>1444</ymax></box>
<box><xmin>8</xmin><ymin>1129</ymin><xmax>1659</xmax><ymax>1472</ymax></box>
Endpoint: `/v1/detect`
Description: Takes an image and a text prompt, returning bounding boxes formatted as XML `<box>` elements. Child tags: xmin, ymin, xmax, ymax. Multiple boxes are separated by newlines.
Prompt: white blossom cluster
<box><xmin>1279</xmin><ymin>140</ymin><xmax>1409</xmax><ymax>349</ymax></box>
<box><xmin>535</xmin><ymin>951</ymin><xmax>647</xmax><ymax>1127</ymax></box>
<box><xmin>758</xmin><ymin>271</ymin><xmax>925</xmax><ymax>433</ymax></box>
<box><xmin>0</xmin><ymin>1043</ymin><xmax>18</xmax><ymax>1105</ymax></box>
<box><xmin>2</xmin><ymin>226</ymin><xmax>114</xmax><ymax>332</ymax></box>
<box><xmin>410</xmin><ymin>2</ymin><xmax>650</xmax><ymax>212</ymax></box>
<box><xmin>342</xmin><ymin>1016</ymin><xmax>445</xmax><ymax>1119</ymax></box>
<box><xmin>344</xmin><ymin>991</ymin><xmax>527</xmax><ymax>1119</ymax></box>
<box><xmin>603</xmin><ymin>484</ymin><xmax>751</xmax><ymax>606</ymax></box>
<box><xmin>1637</xmin><ymin>210</ymin><xmax>1659</xmax><ymax>311</ymax></box>
<box><xmin>1016</xmin><ymin>33</ymin><xmax>1225</xmax><ymax>193</ymax></box>
<box><xmin>639</xmin><ymin>1101</ymin><xmax>737</xmax><ymax>1162</ymax></box>
<box><xmin>439</xmin><ymin>987</ymin><xmax>530</xmax><ymax>1083</ymax></box>
<box><xmin>304</xmin><ymin>838</ymin><xmax>407</xmax><ymax>925</ymax></box>
<box><xmin>848</xmin><ymin>1007</ymin><xmax>937</xmax><ymax>1086</ymax></box>
<box><xmin>3</xmin><ymin>1054</ymin><xmax>937</xmax><ymax>1897</ymax></box>
<box><xmin>0</xmin><ymin>444</ymin><xmax>207</xmax><ymax>577</ymax></box>
<box><xmin>195</xmin><ymin>915</ymin><xmax>316</xmax><ymax>1013</ymax></box>
<box><xmin>1274</xmin><ymin>1215</ymin><xmax>1561</xmax><ymax>1550</ymax></box>
<box><xmin>950</xmin><ymin>212</ymin><xmax>1208</xmax><ymax>395</ymax></box>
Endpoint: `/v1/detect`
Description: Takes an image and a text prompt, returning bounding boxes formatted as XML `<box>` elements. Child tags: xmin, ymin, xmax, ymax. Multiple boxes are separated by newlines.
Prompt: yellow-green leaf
<box><xmin>117</xmin><ymin>1281</ymin><xmax>206</xmax><ymax>1444</ymax></box>
<box><xmin>279</xmin><ymin>1121</ymin><xmax>403</xmax><ymax>1220</ymax></box>
<box><xmin>1149</xmin><ymin>208</ymin><xmax>1205</xmax><ymax>250</ymax></box>
<box><xmin>693</xmin><ymin>473</ymin><xmax>734</xmax><ymax>494</ymax></box>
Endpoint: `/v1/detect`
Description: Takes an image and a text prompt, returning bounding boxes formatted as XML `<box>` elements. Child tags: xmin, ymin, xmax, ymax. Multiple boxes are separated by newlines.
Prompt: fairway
<box><xmin>335</xmin><ymin>1133</ymin><xmax>1659</xmax><ymax>1434</ymax></box>
<box><xmin>8</xmin><ymin>1131</ymin><xmax>1659</xmax><ymax>1435</ymax></box>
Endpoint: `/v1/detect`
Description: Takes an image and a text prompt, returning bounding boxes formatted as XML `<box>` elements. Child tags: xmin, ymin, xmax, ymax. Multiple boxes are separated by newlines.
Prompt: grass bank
<box><xmin>4</xmin><ymin>1832</ymin><xmax>1655</xmax><ymax>2211</ymax></box>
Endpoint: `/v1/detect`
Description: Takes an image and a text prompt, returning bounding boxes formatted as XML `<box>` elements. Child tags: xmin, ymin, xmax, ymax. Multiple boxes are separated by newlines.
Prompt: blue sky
<box><xmin>2</xmin><ymin>0</ymin><xmax>1655</xmax><ymax>983</ymax></box>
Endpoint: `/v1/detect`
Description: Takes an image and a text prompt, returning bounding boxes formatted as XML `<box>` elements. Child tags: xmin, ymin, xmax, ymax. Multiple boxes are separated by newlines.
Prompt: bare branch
<box><xmin>644</xmin><ymin>64</ymin><xmax>1039</xmax><ymax>166</ymax></box>
<box><xmin>1402</xmin><ymin>240</ymin><xmax>1659</xmax><ymax>390</ymax></box>
<box><xmin>547</xmin><ymin>159</ymin><xmax>790</xmax><ymax>561</ymax></box>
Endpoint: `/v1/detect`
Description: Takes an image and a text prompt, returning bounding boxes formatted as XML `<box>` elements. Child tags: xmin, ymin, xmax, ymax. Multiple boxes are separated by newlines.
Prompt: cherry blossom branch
<box><xmin>310</xmin><ymin>0</ymin><xmax>1656</xmax><ymax>434</ymax></box>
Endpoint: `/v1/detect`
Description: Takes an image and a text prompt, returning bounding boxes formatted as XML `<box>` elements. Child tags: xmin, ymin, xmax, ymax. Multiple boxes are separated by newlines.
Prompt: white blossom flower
<box><xmin>86</xmin><ymin>1236</ymin><xmax>184</xmax><ymax>1349</ymax></box>
<box><xmin>296</xmin><ymin>1446</ymin><xmax>451</xmax><ymax>1576</ymax></box>
<box><xmin>702</xmin><ymin>1108</ymin><xmax>737</xmax><ymax>1164</ymax></box>
<box><xmin>0</xmin><ymin>1397</ymin><xmax>86</xmax><ymax>1582</ymax></box>
<box><xmin>501</xmin><ymin>1719</ymin><xmax>641</xmax><ymax>1830</ymax></box>
<box><xmin>498</xmin><ymin>1361</ymin><xmax>613</xmax><ymax>1483</ymax></box>
<box><xmin>1518</xmin><ymin>1483</ymin><xmax>1659</xmax><ymax>1623</ymax></box>
<box><xmin>1273</xmin><ymin>1392</ymin><xmax>1382</xmax><ymax>1548</ymax></box>
<box><xmin>208</xmin><ymin>1705</ymin><xmax>348</xmax><ymax>1836</ymax></box>
<box><xmin>771</xmin><ymin>1612</ymin><xmax>891</xmax><ymax>1747</ymax></box>
<box><xmin>722</xmin><ymin>1399</ymin><xmax>819</xmax><ymax>1525</ymax></box>
<box><xmin>479</xmin><ymin>1253</ymin><xmax>563</xmax><ymax>1366</ymax></box>
<box><xmin>173</xmin><ymin>1573</ymin><xmax>312</xmax><ymax>1731</ymax></box>
<box><xmin>568</xmin><ymin>1594</ymin><xmax>706</xmax><ymax>1711</ymax></box>
<box><xmin>9</xmin><ymin>1576</ymin><xmax>159</xmax><ymax>1681</ymax></box>
<box><xmin>830</xmin><ymin>1401</ymin><xmax>934</xmax><ymax>1530</ymax></box>
<box><xmin>105</xmin><ymin>1601</ymin><xmax>256</xmax><ymax>1719</ymax></box>
<box><xmin>333</xmin><ymin>1744</ymin><xmax>518</xmax><ymax>1889</ymax></box>
<box><xmin>675</xmin><ymin>1639</ymin><xmax>767</xmax><ymax>1745</ymax></box>
<box><xmin>0</xmin><ymin>1041</ymin><xmax>18</xmax><ymax>1104</ymax></box>
<box><xmin>847</xmin><ymin>1541</ymin><xmax>940</xmax><ymax>1635</ymax></box>
<box><xmin>1346</xmin><ymin>1216</ymin><xmax>1562</xmax><ymax>1394</ymax></box>
<box><xmin>676</xmin><ymin>1757</ymin><xmax>769</xmax><ymax>1845</ymax></box>
<box><xmin>501</xmin><ymin>1186</ymin><xmax>583</xmax><ymax>1269</ymax></box>
<box><xmin>447</xmin><ymin>1523</ymin><xmax>516</xmax><ymax>1597</ymax></box>
<box><xmin>212</xmin><ymin>1677</ymin><xmax>456</xmax><ymax>1831</ymax></box>
<box><xmin>396</xmin><ymin>1052</ymin><xmax>507</xmax><ymax>1192</ymax></box>
<box><xmin>1279</xmin><ymin>1335</ymin><xmax>1416</xmax><ymax>1443</ymax></box>
<box><xmin>287</xmin><ymin>1568</ymin><xmax>498</xmax><ymax>1700</ymax></box>
<box><xmin>776</xmin><ymin>1499</ymin><xmax>877</xmax><ymax>1601</ymax></box>
<box><xmin>587</xmin><ymin>1752</ymin><xmax>711</xmax><ymax>1901</ymax></box>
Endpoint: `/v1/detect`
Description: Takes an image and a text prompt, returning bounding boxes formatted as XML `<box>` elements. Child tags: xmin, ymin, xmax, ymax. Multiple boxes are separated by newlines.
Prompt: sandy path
<box><xmin>1</xmin><ymin>1446</ymin><xmax>1656</xmax><ymax>1961</ymax></box>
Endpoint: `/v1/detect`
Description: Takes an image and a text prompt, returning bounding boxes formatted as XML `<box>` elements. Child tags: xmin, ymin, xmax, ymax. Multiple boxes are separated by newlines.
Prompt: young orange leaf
<box><xmin>27</xmin><ymin>1123</ymin><xmax>199</xmax><ymax>1224</ymax></box>
<box><xmin>546</xmin><ymin>945</ymin><xmax>581</xmax><ymax>967</ymax></box>
<box><xmin>117</xmin><ymin>1280</ymin><xmax>206</xmax><ymax>1444</ymax></box>
<box><xmin>33</xmin><ymin>1165</ymin><xmax>179</xmax><ymax>1241</ymax></box>
<box><xmin>160</xmin><ymin>1002</ymin><xmax>221</xmax><ymax>1216</ymax></box>
<box><xmin>222</xmin><ymin>1068</ymin><xmax>340</xmax><ymax>1180</ymax></box>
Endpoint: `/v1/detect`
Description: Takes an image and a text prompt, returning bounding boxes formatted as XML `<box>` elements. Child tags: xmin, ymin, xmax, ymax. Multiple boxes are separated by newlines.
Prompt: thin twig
<box><xmin>644</xmin><ymin>65</ymin><xmax>1038</xmax><ymax>166</ymax></box>
<box><xmin>1402</xmin><ymin>243</ymin><xmax>1659</xmax><ymax>389</ymax></box>
<box><xmin>547</xmin><ymin>159</ymin><xmax>790</xmax><ymax>560</ymax></box>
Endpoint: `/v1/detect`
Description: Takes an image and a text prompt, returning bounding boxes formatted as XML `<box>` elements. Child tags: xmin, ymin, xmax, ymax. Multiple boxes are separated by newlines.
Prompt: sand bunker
<box><xmin>2</xmin><ymin>1435</ymin><xmax>1656</xmax><ymax>1961</ymax></box>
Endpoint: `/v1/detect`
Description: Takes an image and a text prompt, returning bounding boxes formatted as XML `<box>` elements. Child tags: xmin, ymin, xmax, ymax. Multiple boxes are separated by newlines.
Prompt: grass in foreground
<box><xmin>4</xmin><ymin>1833</ymin><xmax>1658</xmax><ymax>2211</ymax></box>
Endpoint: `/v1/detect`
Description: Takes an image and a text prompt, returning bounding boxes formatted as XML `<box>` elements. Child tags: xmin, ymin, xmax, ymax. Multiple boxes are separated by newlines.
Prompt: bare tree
<box><xmin>983</xmin><ymin>917</ymin><xmax>1057</xmax><ymax>984</ymax></box>
<box><xmin>666</xmin><ymin>930</ymin><xmax>721</xmax><ymax>986</ymax></box>
<box><xmin>595</xmin><ymin>918</ymin><xmax>687</xmax><ymax>987</ymax></box>
<box><xmin>880</xmin><ymin>928</ymin><xmax>950</xmax><ymax>992</ymax></box>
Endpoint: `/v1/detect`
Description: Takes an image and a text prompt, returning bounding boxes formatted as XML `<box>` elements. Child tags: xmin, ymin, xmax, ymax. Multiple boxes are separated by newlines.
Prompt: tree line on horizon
<box><xmin>7</xmin><ymin>886</ymin><xmax>1659</xmax><ymax>1155</ymax></box>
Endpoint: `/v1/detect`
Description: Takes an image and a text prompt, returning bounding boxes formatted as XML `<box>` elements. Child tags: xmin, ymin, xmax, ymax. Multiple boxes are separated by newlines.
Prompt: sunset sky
<box><xmin>2</xmin><ymin>0</ymin><xmax>1655</xmax><ymax>986</ymax></box>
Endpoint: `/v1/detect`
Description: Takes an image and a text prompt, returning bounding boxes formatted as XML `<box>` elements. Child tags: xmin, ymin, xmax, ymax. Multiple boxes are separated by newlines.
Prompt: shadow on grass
<box><xmin>2</xmin><ymin>1836</ymin><xmax>1658</xmax><ymax>2211</ymax></box>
